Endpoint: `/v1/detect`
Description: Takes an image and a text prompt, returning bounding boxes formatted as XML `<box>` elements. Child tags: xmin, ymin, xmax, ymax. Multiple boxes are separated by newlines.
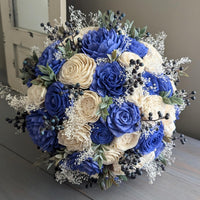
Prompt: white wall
<box><xmin>68</xmin><ymin>0</ymin><xmax>200</xmax><ymax>139</ymax></box>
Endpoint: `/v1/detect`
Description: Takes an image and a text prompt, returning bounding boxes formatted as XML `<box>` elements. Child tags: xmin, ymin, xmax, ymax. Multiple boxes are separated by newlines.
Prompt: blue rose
<box><xmin>155</xmin><ymin>141</ymin><xmax>165</xmax><ymax>158</ymax></box>
<box><xmin>45</xmin><ymin>82</ymin><xmax>70</xmax><ymax>119</ymax></box>
<box><xmin>26</xmin><ymin>109</ymin><xmax>62</xmax><ymax>152</ymax></box>
<box><xmin>67</xmin><ymin>152</ymin><xmax>102</xmax><ymax>176</ymax></box>
<box><xmin>90</xmin><ymin>61</ymin><xmax>126</xmax><ymax>98</ymax></box>
<box><xmin>134</xmin><ymin>123</ymin><xmax>164</xmax><ymax>155</ymax></box>
<box><xmin>35</xmin><ymin>41</ymin><xmax>65</xmax><ymax>76</ymax></box>
<box><xmin>107</xmin><ymin>102</ymin><xmax>141</xmax><ymax>137</ymax></box>
<box><xmin>81</xmin><ymin>28</ymin><xmax>126</xmax><ymax>59</ymax></box>
<box><xmin>127</xmin><ymin>38</ymin><xmax>148</xmax><ymax>58</ymax></box>
<box><xmin>143</xmin><ymin>72</ymin><xmax>173</xmax><ymax>97</ymax></box>
<box><xmin>91</xmin><ymin>117</ymin><xmax>114</xmax><ymax>145</ymax></box>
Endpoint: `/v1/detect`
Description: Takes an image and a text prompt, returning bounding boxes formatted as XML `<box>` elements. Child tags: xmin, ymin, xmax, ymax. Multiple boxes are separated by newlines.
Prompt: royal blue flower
<box><xmin>90</xmin><ymin>61</ymin><xmax>126</xmax><ymax>98</ymax></box>
<box><xmin>67</xmin><ymin>152</ymin><xmax>101</xmax><ymax>176</ymax></box>
<box><xmin>45</xmin><ymin>82</ymin><xmax>70</xmax><ymax>119</ymax></box>
<box><xmin>107</xmin><ymin>102</ymin><xmax>141</xmax><ymax>137</ymax></box>
<box><xmin>143</xmin><ymin>72</ymin><xmax>173</xmax><ymax>96</ymax></box>
<box><xmin>26</xmin><ymin>109</ymin><xmax>62</xmax><ymax>152</ymax></box>
<box><xmin>134</xmin><ymin>123</ymin><xmax>164</xmax><ymax>155</ymax></box>
<box><xmin>81</xmin><ymin>28</ymin><xmax>127</xmax><ymax>59</ymax></box>
<box><xmin>35</xmin><ymin>41</ymin><xmax>65</xmax><ymax>76</ymax></box>
<box><xmin>91</xmin><ymin>117</ymin><xmax>114</xmax><ymax>145</ymax></box>
<box><xmin>155</xmin><ymin>141</ymin><xmax>165</xmax><ymax>158</ymax></box>
<box><xmin>127</xmin><ymin>38</ymin><xmax>148</xmax><ymax>58</ymax></box>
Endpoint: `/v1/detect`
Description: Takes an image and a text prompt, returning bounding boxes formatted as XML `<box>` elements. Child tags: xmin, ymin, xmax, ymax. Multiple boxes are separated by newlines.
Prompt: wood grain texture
<box><xmin>0</xmin><ymin>145</ymin><xmax>91</xmax><ymax>200</ymax></box>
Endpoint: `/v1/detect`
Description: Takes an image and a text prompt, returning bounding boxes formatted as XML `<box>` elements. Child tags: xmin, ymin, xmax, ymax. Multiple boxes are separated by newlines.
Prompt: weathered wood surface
<box><xmin>0</xmin><ymin>79</ymin><xmax>200</xmax><ymax>199</ymax></box>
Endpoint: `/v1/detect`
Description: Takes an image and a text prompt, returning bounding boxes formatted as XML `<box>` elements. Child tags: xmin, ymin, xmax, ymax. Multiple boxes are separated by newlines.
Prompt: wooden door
<box><xmin>0</xmin><ymin>0</ymin><xmax>67</xmax><ymax>93</ymax></box>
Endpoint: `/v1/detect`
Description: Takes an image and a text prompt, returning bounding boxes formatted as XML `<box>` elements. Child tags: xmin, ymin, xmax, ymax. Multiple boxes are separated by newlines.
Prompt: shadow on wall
<box><xmin>68</xmin><ymin>0</ymin><xmax>200</xmax><ymax>140</ymax></box>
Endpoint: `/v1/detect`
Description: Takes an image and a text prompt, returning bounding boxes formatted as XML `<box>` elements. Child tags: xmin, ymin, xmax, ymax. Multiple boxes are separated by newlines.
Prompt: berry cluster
<box><xmin>41</xmin><ymin>115</ymin><xmax>64</xmax><ymax>134</ymax></box>
<box><xmin>119</xmin><ymin>150</ymin><xmax>143</xmax><ymax>179</ymax></box>
<box><xmin>63</xmin><ymin>82</ymin><xmax>84</xmax><ymax>100</ymax></box>
<box><xmin>6</xmin><ymin>111</ymin><xmax>28</xmax><ymax>133</ymax></box>
<box><xmin>124</xmin><ymin>59</ymin><xmax>144</xmax><ymax>95</ymax></box>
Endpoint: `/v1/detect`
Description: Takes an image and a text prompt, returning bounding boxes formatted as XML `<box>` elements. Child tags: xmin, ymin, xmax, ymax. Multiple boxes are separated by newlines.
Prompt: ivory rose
<box><xmin>59</xmin><ymin>53</ymin><xmax>96</xmax><ymax>89</ymax></box>
<box><xmin>103</xmin><ymin>144</ymin><xmax>123</xmax><ymax>165</ymax></box>
<box><xmin>57</xmin><ymin>124</ymin><xmax>91</xmax><ymax>151</ymax></box>
<box><xmin>27</xmin><ymin>84</ymin><xmax>46</xmax><ymax>106</ymax></box>
<box><xmin>75</xmin><ymin>90</ymin><xmax>101</xmax><ymax>123</ymax></box>
<box><xmin>141</xmin><ymin>41</ymin><xmax>164</xmax><ymax>74</ymax></box>
<box><xmin>135</xmin><ymin>151</ymin><xmax>155</xmax><ymax>169</ymax></box>
<box><xmin>112</xmin><ymin>132</ymin><xmax>141</xmax><ymax>151</ymax></box>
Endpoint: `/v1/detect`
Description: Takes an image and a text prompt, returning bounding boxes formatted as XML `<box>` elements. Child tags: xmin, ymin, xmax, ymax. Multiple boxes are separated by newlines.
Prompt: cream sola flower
<box><xmin>141</xmin><ymin>41</ymin><xmax>164</xmax><ymax>75</ymax></box>
<box><xmin>27</xmin><ymin>84</ymin><xmax>47</xmax><ymax>106</ymax></box>
<box><xmin>59</xmin><ymin>53</ymin><xmax>96</xmax><ymax>89</ymax></box>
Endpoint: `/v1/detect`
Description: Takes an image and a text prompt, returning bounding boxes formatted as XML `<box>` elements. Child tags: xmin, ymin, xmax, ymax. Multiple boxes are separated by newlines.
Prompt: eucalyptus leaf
<box><xmin>163</xmin><ymin>97</ymin><xmax>172</xmax><ymax>104</ymax></box>
<box><xmin>179</xmin><ymin>71</ymin><xmax>189</xmax><ymax>77</ymax></box>
<box><xmin>37</xmin><ymin>65</ymin><xmax>49</xmax><ymax>75</ymax></box>
<box><xmin>170</xmin><ymin>96</ymin><xmax>184</xmax><ymax>105</ymax></box>
<box><xmin>41</xmin><ymin>76</ymin><xmax>51</xmax><ymax>81</ymax></box>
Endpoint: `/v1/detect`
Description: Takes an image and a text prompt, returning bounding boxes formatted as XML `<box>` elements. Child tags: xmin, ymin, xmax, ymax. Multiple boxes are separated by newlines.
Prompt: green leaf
<box><xmin>32</xmin><ymin>51</ymin><xmax>39</xmax><ymax>63</ymax></box>
<box><xmin>107</xmin><ymin>54</ymin><xmax>112</xmax><ymax>61</ymax></box>
<box><xmin>100</xmin><ymin>103</ymin><xmax>107</xmax><ymax>109</ymax></box>
<box><xmin>41</xmin><ymin>76</ymin><xmax>51</xmax><ymax>81</ymax></box>
<box><xmin>179</xmin><ymin>71</ymin><xmax>189</xmax><ymax>77</ymax></box>
<box><xmin>37</xmin><ymin>65</ymin><xmax>49</xmax><ymax>75</ymax></box>
<box><xmin>31</xmin><ymin>78</ymin><xmax>42</xmax><ymax>85</ymax></box>
<box><xmin>102</xmin><ymin>145</ymin><xmax>109</xmax><ymax>151</ymax></box>
<box><xmin>98</xmin><ymin>159</ymin><xmax>103</xmax><ymax>169</ymax></box>
<box><xmin>163</xmin><ymin>97</ymin><xmax>172</xmax><ymax>104</ymax></box>
<box><xmin>101</xmin><ymin>153</ymin><xmax>107</xmax><ymax>161</ymax></box>
<box><xmin>100</xmin><ymin>180</ymin><xmax>106</xmax><ymax>190</ymax></box>
<box><xmin>159</xmin><ymin>91</ymin><xmax>166</xmax><ymax>97</ymax></box>
<box><xmin>134</xmin><ymin>28</ymin><xmax>139</xmax><ymax>38</ymax></box>
<box><xmin>140</xmin><ymin>26</ymin><xmax>147</xmax><ymax>35</ymax></box>
<box><xmin>170</xmin><ymin>96</ymin><xmax>184</xmax><ymax>105</ymax></box>
<box><xmin>110</xmin><ymin>11</ymin><xmax>114</xmax><ymax>22</ymax></box>
<box><xmin>118</xmin><ymin>175</ymin><xmax>128</xmax><ymax>181</ymax></box>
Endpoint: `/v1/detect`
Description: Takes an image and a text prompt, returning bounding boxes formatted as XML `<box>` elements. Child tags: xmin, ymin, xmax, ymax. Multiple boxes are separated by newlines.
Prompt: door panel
<box><xmin>0</xmin><ymin>0</ymin><xmax>67</xmax><ymax>93</ymax></box>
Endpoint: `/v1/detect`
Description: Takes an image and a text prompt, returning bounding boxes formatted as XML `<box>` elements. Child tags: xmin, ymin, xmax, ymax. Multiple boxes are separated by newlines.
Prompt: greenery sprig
<box><xmin>92</xmin><ymin>143</ymin><xmax>108</xmax><ymax>169</ymax></box>
<box><xmin>107</xmin><ymin>50</ymin><xmax>120</xmax><ymax>62</ymax></box>
<box><xmin>98</xmin><ymin>165</ymin><xmax>127</xmax><ymax>190</ymax></box>
<box><xmin>31</xmin><ymin>64</ymin><xmax>57</xmax><ymax>88</ymax></box>
<box><xmin>33</xmin><ymin>149</ymin><xmax>68</xmax><ymax>170</ymax></box>
<box><xmin>97</xmin><ymin>96</ymin><xmax>113</xmax><ymax>121</ymax></box>
<box><xmin>58</xmin><ymin>39</ymin><xmax>77</xmax><ymax>60</ymax></box>
<box><xmin>160</xmin><ymin>91</ymin><xmax>184</xmax><ymax>105</ymax></box>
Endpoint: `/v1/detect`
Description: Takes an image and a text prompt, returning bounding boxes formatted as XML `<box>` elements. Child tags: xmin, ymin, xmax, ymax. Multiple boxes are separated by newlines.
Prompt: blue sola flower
<box><xmin>107</xmin><ymin>101</ymin><xmax>141</xmax><ymax>137</ymax></box>
<box><xmin>45</xmin><ymin>81</ymin><xmax>71</xmax><ymax>119</ymax></box>
<box><xmin>26</xmin><ymin>109</ymin><xmax>62</xmax><ymax>152</ymax></box>
<box><xmin>90</xmin><ymin>61</ymin><xmax>126</xmax><ymax>98</ymax></box>
<box><xmin>91</xmin><ymin>117</ymin><xmax>114</xmax><ymax>145</ymax></box>
<box><xmin>67</xmin><ymin>152</ymin><xmax>102</xmax><ymax>176</ymax></box>
<box><xmin>81</xmin><ymin>27</ymin><xmax>148</xmax><ymax>59</ymax></box>
<box><xmin>143</xmin><ymin>71</ymin><xmax>173</xmax><ymax>97</ymax></box>
<box><xmin>35</xmin><ymin>41</ymin><xmax>65</xmax><ymax>76</ymax></box>
<box><xmin>134</xmin><ymin>122</ymin><xmax>164</xmax><ymax>155</ymax></box>
<box><xmin>81</xmin><ymin>28</ymin><xmax>126</xmax><ymax>59</ymax></box>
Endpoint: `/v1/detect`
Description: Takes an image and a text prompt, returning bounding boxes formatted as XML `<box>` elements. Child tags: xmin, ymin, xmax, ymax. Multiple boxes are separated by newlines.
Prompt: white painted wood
<box><xmin>0</xmin><ymin>0</ymin><xmax>67</xmax><ymax>94</ymax></box>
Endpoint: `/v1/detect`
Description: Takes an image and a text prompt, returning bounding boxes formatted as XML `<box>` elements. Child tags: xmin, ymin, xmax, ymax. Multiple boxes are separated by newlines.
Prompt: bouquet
<box><xmin>0</xmin><ymin>7</ymin><xmax>196</xmax><ymax>190</ymax></box>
